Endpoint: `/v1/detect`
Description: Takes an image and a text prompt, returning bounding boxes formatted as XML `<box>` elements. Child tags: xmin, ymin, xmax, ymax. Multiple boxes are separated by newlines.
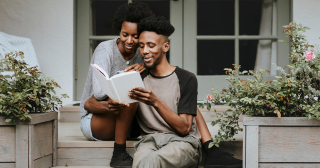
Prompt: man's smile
<box><xmin>143</xmin><ymin>56</ymin><xmax>153</xmax><ymax>63</ymax></box>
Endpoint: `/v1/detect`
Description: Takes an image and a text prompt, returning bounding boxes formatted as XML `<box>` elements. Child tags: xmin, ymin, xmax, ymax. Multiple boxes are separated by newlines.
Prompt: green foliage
<box><xmin>0</xmin><ymin>51</ymin><xmax>69</xmax><ymax>123</ymax></box>
<box><xmin>201</xmin><ymin>21</ymin><xmax>320</xmax><ymax>146</ymax></box>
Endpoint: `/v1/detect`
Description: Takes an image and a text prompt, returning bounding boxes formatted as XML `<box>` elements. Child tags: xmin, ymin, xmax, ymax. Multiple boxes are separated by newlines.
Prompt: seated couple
<box><xmin>79</xmin><ymin>2</ymin><xmax>241</xmax><ymax>168</ymax></box>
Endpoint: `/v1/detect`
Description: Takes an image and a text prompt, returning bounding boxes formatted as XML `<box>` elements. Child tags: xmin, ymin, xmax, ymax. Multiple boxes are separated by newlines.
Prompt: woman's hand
<box><xmin>84</xmin><ymin>96</ymin><xmax>128</xmax><ymax>114</ymax></box>
<box><xmin>105</xmin><ymin>99</ymin><xmax>129</xmax><ymax>114</ymax></box>
<box><xmin>124</xmin><ymin>63</ymin><xmax>146</xmax><ymax>73</ymax></box>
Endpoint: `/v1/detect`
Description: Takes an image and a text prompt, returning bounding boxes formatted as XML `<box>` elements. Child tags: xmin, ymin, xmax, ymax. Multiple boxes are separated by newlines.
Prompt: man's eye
<box><xmin>139</xmin><ymin>44</ymin><xmax>144</xmax><ymax>48</ymax></box>
<box><xmin>149</xmin><ymin>45</ymin><xmax>155</xmax><ymax>48</ymax></box>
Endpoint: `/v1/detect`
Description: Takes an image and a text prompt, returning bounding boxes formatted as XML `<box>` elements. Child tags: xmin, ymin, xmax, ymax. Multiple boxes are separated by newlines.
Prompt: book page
<box><xmin>91</xmin><ymin>64</ymin><xmax>110</xmax><ymax>79</ymax></box>
<box><xmin>91</xmin><ymin>64</ymin><xmax>114</xmax><ymax>99</ymax></box>
<box><xmin>111</xmin><ymin>71</ymin><xmax>145</xmax><ymax>103</ymax></box>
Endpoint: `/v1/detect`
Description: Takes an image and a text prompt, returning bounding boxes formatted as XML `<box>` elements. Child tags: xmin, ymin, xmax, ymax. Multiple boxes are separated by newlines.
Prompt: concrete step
<box><xmin>52</xmin><ymin>166</ymin><xmax>204</xmax><ymax>168</ymax></box>
<box><xmin>59</xmin><ymin>105</ymin><xmax>243</xmax><ymax>123</ymax></box>
<box><xmin>56</xmin><ymin>121</ymin><xmax>243</xmax><ymax>167</ymax></box>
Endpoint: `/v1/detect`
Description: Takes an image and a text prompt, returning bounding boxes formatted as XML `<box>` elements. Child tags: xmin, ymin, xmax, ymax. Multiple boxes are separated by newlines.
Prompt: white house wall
<box><xmin>293</xmin><ymin>0</ymin><xmax>320</xmax><ymax>48</ymax></box>
<box><xmin>0</xmin><ymin>0</ymin><xmax>74</xmax><ymax>106</ymax></box>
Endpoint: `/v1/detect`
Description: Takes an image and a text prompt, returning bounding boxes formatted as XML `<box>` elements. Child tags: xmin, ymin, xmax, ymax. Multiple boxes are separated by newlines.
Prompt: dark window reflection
<box><xmin>239</xmin><ymin>0</ymin><xmax>265</xmax><ymax>35</ymax></box>
<box><xmin>91</xmin><ymin>1</ymin><xmax>126</xmax><ymax>36</ymax></box>
<box><xmin>197</xmin><ymin>40</ymin><xmax>234</xmax><ymax>75</ymax></box>
<box><xmin>239</xmin><ymin>40</ymin><xmax>258</xmax><ymax>72</ymax></box>
<box><xmin>197</xmin><ymin>0</ymin><xmax>234</xmax><ymax>35</ymax></box>
<box><xmin>133</xmin><ymin>0</ymin><xmax>170</xmax><ymax>20</ymax></box>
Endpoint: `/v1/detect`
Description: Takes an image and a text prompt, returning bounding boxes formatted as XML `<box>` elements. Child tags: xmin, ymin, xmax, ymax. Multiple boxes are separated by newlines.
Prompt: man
<box><xmin>128</xmin><ymin>16</ymin><xmax>201</xmax><ymax>168</ymax></box>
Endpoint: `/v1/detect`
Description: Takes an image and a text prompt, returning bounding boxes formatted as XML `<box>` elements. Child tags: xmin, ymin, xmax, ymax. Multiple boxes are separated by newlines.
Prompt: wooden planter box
<box><xmin>0</xmin><ymin>112</ymin><xmax>58</xmax><ymax>168</ymax></box>
<box><xmin>243</xmin><ymin>116</ymin><xmax>320</xmax><ymax>168</ymax></box>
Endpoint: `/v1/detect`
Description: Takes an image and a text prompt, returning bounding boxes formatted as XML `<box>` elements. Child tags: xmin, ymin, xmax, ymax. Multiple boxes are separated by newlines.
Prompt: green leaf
<box><xmin>208</xmin><ymin>142</ymin><xmax>214</xmax><ymax>148</ymax></box>
<box><xmin>5</xmin><ymin>118</ymin><xmax>12</xmax><ymax>123</ymax></box>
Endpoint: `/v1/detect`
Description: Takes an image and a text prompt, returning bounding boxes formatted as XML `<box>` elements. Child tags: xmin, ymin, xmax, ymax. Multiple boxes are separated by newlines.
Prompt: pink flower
<box><xmin>207</xmin><ymin>94</ymin><xmax>212</xmax><ymax>100</ymax></box>
<box><xmin>305</xmin><ymin>51</ymin><xmax>315</xmax><ymax>61</ymax></box>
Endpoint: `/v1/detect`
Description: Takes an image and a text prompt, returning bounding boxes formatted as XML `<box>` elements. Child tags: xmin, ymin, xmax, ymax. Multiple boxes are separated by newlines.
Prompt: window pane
<box><xmin>91</xmin><ymin>1</ymin><xmax>126</xmax><ymax>36</ymax></box>
<box><xmin>239</xmin><ymin>40</ymin><xmax>275</xmax><ymax>73</ymax></box>
<box><xmin>197</xmin><ymin>0</ymin><xmax>234</xmax><ymax>35</ymax></box>
<box><xmin>239</xmin><ymin>0</ymin><xmax>273</xmax><ymax>35</ymax></box>
<box><xmin>197</xmin><ymin>40</ymin><xmax>234</xmax><ymax>75</ymax></box>
<box><xmin>133</xmin><ymin>0</ymin><xmax>170</xmax><ymax>20</ymax></box>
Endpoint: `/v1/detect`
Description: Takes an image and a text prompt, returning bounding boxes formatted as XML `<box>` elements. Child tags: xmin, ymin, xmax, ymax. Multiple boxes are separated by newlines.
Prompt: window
<box><xmin>183</xmin><ymin>0</ymin><xmax>291</xmax><ymax>100</ymax></box>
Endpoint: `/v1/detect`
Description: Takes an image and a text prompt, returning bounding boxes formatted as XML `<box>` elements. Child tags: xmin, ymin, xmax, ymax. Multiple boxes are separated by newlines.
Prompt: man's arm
<box><xmin>84</xmin><ymin>96</ymin><xmax>128</xmax><ymax>114</ymax></box>
<box><xmin>129</xmin><ymin>87</ymin><xmax>193</xmax><ymax>136</ymax></box>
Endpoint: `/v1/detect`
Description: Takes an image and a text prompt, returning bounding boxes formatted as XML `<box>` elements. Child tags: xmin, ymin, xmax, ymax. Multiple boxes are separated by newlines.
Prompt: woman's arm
<box><xmin>84</xmin><ymin>96</ymin><xmax>128</xmax><ymax>114</ymax></box>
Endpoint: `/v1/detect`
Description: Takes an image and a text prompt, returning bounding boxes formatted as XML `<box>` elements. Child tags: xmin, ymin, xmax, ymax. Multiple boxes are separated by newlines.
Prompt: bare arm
<box><xmin>84</xmin><ymin>96</ymin><xmax>128</xmax><ymax>114</ymax></box>
<box><xmin>129</xmin><ymin>87</ymin><xmax>193</xmax><ymax>136</ymax></box>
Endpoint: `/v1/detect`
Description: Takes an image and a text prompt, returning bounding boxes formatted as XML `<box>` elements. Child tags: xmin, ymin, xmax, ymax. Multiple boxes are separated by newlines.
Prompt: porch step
<box><xmin>56</xmin><ymin>121</ymin><xmax>243</xmax><ymax>167</ymax></box>
<box><xmin>52</xmin><ymin>166</ymin><xmax>204</xmax><ymax>168</ymax></box>
<box><xmin>59</xmin><ymin>105</ymin><xmax>243</xmax><ymax>123</ymax></box>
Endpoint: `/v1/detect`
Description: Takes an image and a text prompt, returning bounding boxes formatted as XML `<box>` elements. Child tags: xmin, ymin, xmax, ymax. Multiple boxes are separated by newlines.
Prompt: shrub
<box><xmin>0</xmin><ymin>51</ymin><xmax>68</xmax><ymax>123</ymax></box>
<box><xmin>200</xmin><ymin>21</ymin><xmax>320</xmax><ymax>147</ymax></box>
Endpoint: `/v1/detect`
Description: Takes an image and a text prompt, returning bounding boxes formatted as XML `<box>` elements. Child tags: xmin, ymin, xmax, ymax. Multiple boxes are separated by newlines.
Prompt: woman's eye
<box><xmin>123</xmin><ymin>34</ymin><xmax>128</xmax><ymax>37</ymax></box>
<box><xmin>134</xmin><ymin>36</ymin><xmax>139</xmax><ymax>39</ymax></box>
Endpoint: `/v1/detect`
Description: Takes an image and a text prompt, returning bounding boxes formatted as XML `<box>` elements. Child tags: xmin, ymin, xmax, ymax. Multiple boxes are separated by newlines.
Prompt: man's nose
<box><xmin>143</xmin><ymin>46</ymin><xmax>149</xmax><ymax>54</ymax></box>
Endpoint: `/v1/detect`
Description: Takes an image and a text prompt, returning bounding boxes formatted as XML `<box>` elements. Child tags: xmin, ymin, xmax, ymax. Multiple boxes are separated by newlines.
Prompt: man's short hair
<box><xmin>138</xmin><ymin>16</ymin><xmax>175</xmax><ymax>36</ymax></box>
<box><xmin>112</xmin><ymin>2</ymin><xmax>154</xmax><ymax>31</ymax></box>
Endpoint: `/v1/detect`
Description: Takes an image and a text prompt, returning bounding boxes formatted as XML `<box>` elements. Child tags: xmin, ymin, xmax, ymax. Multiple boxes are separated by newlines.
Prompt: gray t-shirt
<box><xmin>136</xmin><ymin>67</ymin><xmax>201</xmax><ymax>140</ymax></box>
<box><xmin>79</xmin><ymin>38</ymin><xmax>143</xmax><ymax>116</ymax></box>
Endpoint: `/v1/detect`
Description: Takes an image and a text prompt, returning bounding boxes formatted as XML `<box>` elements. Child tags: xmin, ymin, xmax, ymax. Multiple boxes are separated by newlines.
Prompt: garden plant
<box><xmin>0</xmin><ymin>51</ymin><xmax>68</xmax><ymax>123</ymax></box>
<box><xmin>200</xmin><ymin>21</ymin><xmax>320</xmax><ymax>148</ymax></box>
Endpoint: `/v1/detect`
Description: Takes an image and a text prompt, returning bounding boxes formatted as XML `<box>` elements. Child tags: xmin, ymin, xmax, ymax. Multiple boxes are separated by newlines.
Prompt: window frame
<box><xmin>183</xmin><ymin>0</ymin><xmax>292</xmax><ymax>101</ymax></box>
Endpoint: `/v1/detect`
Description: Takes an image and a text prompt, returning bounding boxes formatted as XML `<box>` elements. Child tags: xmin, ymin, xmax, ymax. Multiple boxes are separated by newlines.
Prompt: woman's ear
<box><xmin>162</xmin><ymin>42</ymin><xmax>170</xmax><ymax>53</ymax></box>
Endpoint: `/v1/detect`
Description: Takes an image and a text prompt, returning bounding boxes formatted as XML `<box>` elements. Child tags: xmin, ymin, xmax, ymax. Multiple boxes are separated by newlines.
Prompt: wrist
<box><xmin>153</xmin><ymin>99</ymin><xmax>162</xmax><ymax>109</ymax></box>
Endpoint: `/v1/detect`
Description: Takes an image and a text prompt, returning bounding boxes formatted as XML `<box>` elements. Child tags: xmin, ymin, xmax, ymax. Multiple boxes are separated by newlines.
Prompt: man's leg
<box><xmin>132</xmin><ymin>140</ymin><xmax>158</xmax><ymax>168</ymax></box>
<box><xmin>195</xmin><ymin>108</ymin><xmax>242</xmax><ymax>168</ymax></box>
<box><xmin>135</xmin><ymin>141</ymin><xmax>199</xmax><ymax>168</ymax></box>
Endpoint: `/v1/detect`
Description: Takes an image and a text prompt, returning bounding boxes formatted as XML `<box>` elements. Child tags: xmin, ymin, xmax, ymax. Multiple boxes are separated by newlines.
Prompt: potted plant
<box><xmin>0</xmin><ymin>51</ymin><xmax>68</xmax><ymax>168</ymax></box>
<box><xmin>200</xmin><ymin>22</ymin><xmax>320</xmax><ymax>168</ymax></box>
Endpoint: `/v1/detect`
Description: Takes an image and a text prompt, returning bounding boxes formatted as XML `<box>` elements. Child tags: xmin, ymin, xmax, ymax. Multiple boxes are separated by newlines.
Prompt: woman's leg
<box><xmin>91</xmin><ymin>102</ymin><xmax>138</xmax><ymax>143</ymax></box>
<box><xmin>195</xmin><ymin>107</ymin><xmax>212</xmax><ymax>144</ymax></box>
<box><xmin>84</xmin><ymin>96</ymin><xmax>139</xmax><ymax>167</ymax></box>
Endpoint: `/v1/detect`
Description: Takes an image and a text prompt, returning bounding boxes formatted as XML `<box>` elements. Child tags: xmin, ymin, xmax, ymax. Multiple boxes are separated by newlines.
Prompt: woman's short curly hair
<box><xmin>112</xmin><ymin>2</ymin><xmax>154</xmax><ymax>31</ymax></box>
<box><xmin>138</xmin><ymin>16</ymin><xmax>175</xmax><ymax>36</ymax></box>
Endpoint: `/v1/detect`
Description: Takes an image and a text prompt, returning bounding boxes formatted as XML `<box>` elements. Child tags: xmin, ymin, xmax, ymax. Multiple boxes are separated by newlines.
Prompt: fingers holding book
<box><xmin>129</xmin><ymin>87</ymin><xmax>159</xmax><ymax>106</ymax></box>
<box><xmin>107</xmin><ymin>99</ymin><xmax>129</xmax><ymax>114</ymax></box>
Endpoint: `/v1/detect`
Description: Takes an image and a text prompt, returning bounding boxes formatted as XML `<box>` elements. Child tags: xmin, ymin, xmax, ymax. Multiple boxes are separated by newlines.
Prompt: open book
<box><xmin>91</xmin><ymin>64</ymin><xmax>145</xmax><ymax>104</ymax></box>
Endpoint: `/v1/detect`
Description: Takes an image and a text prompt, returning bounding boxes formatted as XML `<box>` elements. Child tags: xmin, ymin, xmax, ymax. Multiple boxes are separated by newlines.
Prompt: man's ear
<box><xmin>162</xmin><ymin>42</ymin><xmax>170</xmax><ymax>53</ymax></box>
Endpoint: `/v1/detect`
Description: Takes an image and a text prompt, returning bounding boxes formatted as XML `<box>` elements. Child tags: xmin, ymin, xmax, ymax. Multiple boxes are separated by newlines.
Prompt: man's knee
<box><xmin>135</xmin><ymin>152</ymin><xmax>163</xmax><ymax>168</ymax></box>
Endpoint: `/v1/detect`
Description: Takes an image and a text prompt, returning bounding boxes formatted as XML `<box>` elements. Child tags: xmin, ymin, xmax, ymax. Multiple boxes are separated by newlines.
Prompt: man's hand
<box><xmin>124</xmin><ymin>63</ymin><xmax>146</xmax><ymax>73</ymax></box>
<box><xmin>129</xmin><ymin>87</ymin><xmax>159</xmax><ymax>106</ymax></box>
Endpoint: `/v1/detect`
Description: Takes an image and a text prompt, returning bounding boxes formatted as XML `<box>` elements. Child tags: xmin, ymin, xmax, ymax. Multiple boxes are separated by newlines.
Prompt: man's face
<box><xmin>138</xmin><ymin>31</ymin><xmax>168</xmax><ymax>70</ymax></box>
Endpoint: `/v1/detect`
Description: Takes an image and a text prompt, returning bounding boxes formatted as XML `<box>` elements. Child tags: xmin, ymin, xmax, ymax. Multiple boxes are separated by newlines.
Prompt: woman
<box><xmin>79</xmin><ymin>2</ymin><xmax>152</xmax><ymax>167</ymax></box>
<box><xmin>80</xmin><ymin>2</ymin><xmax>240</xmax><ymax>168</ymax></box>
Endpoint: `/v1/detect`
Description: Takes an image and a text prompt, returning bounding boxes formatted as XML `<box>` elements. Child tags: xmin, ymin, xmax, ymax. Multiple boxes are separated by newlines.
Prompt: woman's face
<box><xmin>119</xmin><ymin>21</ymin><xmax>139</xmax><ymax>54</ymax></box>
